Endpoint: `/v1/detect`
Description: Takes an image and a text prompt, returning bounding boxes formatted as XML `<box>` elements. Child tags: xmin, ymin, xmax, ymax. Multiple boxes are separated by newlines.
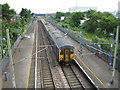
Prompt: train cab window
<box><xmin>60</xmin><ymin>49</ymin><xmax>64</xmax><ymax>55</ymax></box>
<box><xmin>70</xmin><ymin>49</ymin><xmax>74</xmax><ymax>54</ymax></box>
<box><xmin>66</xmin><ymin>50</ymin><xmax>69</xmax><ymax>54</ymax></box>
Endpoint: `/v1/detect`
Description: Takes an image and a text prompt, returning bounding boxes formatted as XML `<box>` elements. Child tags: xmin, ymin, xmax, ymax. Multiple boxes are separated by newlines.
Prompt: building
<box><xmin>69</xmin><ymin>6</ymin><xmax>97</xmax><ymax>13</ymax></box>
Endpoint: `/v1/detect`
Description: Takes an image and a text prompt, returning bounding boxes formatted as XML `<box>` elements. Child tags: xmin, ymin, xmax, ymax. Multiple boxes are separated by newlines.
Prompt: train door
<box><xmin>70</xmin><ymin>49</ymin><xmax>74</xmax><ymax>60</ymax></box>
<box><xmin>65</xmin><ymin>49</ymin><xmax>70</xmax><ymax>62</ymax></box>
<box><xmin>59</xmin><ymin>49</ymin><xmax>64</xmax><ymax>62</ymax></box>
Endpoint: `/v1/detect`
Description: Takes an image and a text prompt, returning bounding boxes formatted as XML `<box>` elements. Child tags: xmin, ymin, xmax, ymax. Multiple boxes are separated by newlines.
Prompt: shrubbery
<box><xmin>1</xmin><ymin>3</ymin><xmax>33</xmax><ymax>55</ymax></box>
<box><xmin>54</xmin><ymin>10</ymin><xmax>120</xmax><ymax>56</ymax></box>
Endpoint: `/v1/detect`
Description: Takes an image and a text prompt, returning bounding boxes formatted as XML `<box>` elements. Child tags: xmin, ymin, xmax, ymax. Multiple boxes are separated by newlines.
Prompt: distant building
<box><xmin>69</xmin><ymin>6</ymin><xmax>97</xmax><ymax>13</ymax></box>
<box><xmin>35</xmin><ymin>14</ymin><xmax>45</xmax><ymax>16</ymax></box>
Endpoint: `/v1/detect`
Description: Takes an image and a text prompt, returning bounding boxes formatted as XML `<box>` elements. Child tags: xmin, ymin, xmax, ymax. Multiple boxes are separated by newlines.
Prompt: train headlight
<box><xmin>71</xmin><ymin>56</ymin><xmax>74</xmax><ymax>59</ymax></box>
<box><xmin>60</xmin><ymin>57</ymin><xmax>63</xmax><ymax>60</ymax></box>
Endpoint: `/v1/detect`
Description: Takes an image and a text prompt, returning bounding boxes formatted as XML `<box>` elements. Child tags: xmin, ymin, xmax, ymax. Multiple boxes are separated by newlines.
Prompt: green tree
<box><xmin>2</xmin><ymin>3</ymin><xmax>33</xmax><ymax>53</ymax></box>
<box><xmin>56</xmin><ymin>12</ymin><xmax>65</xmax><ymax>20</ymax></box>
<box><xmin>98</xmin><ymin>12</ymin><xmax>118</xmax><ymax>35</ymax></box>
<box><xmin>2</xmin><ymin>3</ymin><xmax>16</xmax><ymax>20</ymax></box>
<box><xmin>19</xmin><ymin>8</ymin><xmax>32</xmax><ymax>22</ymax></box>
<box><xmin>70</xmin><ymin>12</ymin><xmax>84</xmax><ymax>27</ymax></box>
<box><xmin>84</xmin><ymin>10</ymin><xmax>100</xmax><ymax>33</ymax></box>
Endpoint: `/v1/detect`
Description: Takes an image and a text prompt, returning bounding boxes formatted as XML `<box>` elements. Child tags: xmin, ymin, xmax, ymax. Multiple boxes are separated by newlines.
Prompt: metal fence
<box><xmin>48</xmin><ymin>20</ymin><xmax>120</xmax><ymax>71</ymax></box>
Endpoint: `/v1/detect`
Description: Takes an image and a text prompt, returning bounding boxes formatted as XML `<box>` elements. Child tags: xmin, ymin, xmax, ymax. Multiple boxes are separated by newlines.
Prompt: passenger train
<box><xmin>40</xmin><ymin>19</ymin><xmax>75</xmax><ymax>64</ymax></box>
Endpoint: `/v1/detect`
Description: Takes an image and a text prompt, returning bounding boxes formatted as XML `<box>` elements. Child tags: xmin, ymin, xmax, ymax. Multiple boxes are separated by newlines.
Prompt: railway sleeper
<box><xmin>70</xmin><ymin>82</ymin><xmax>81</xmax><ymax>85</ymax></box>
<box><xmin>70</xmin><ymin>85</ymin><xmax>82</xmax><ymax>88</ymax></box>
<box><xmin>68</xmin><ymin>80</ymin><xmax>79</xmax><ymax>83</ymax></box>
<box><xmin>43</xmin><ymin>79</ymin><xmax>53</xmax><ymax>82</ymax></box>
<box><xmin>44</xmin><ymin>85</ymin><xmax>54</xmax><ymax>88</ymax></box>
<box><xmin>43</xmin><ymin>68</ymin><xmax>49</xmax><ymax>70</ymax></box>
<box><xmin>44</xmin><ymin>82</ymin><xmax>53</xmax><ymax>86</ymax></box>
<box><xmin>66</xmin><ymin>75</ymin><xmax>75</xmax><ymax>78</ymax></box>
<box><xmin>43</xmin><ymin>71</ymin><xmax>50</xmax><ymax>73</ymax></box>
<box><xmin>68</xmin><ymin>77</ymin><xmax>78</xmax><ymax>80</ymax></box>
<box><xmin>43</xmin><ymin>77</ymin><xmax>52</xmax><ymax>80</ymax></box>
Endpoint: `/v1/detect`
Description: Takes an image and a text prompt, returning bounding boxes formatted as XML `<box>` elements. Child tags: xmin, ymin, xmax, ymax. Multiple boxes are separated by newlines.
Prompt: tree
<box><xmin>2</xmin><ymin>3</ymin><xmax>16</xmax><ymax>20</ymax></box>
<box><xmin>98</xmin><ymin>12</ymin><xmax>118</xmax><ymax>35</ymax></box>
<box><xmin>84</xmin><ymin>10</ymin><xmax>100</xmax><ymax>33</ymax></box>
<box><xmin>84</xmin><ymin>10</ymin><xmax>118</xmax><ymax>34</ymax></box>
<box><xmin>56</xmin><ymin>12</ymin><xmax>65</xmax><ymax>20</ymax></box>
<box><xmin>71</xmin><ymin>12</ymin><xmax>84</xmax><ymax>27</ymax></box>
<box><xmin>19</xmin><ymin>8</ymin><xmax>32</xmax><ymax>22</ymax></box>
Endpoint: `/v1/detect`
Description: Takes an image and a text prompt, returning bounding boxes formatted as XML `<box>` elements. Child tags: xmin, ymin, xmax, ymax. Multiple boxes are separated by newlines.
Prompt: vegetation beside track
<box><xmin>1</xmin><ymin>3</ymin><xmax>34</xmax><ymax>56</ymax></box>
<box><xmin>50</xmin><ymin>10</ymin><xmax>120</xmax><ymax>56</ymax></box>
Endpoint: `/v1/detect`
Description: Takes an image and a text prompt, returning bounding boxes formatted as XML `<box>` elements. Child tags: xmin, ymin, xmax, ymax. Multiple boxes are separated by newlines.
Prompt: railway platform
<box><xmin>2</xmin><ymin>21</ymin><xmax>36</xmax><ymax>88</ymax></box>
<box><xmin>45</xmin><ymin>20</ymin><xmax>119</xmax><ymax>89</ymax></box>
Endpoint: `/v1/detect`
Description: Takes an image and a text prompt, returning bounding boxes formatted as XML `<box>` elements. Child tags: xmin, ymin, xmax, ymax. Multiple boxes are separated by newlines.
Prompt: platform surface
<box><xmin>2</xmin><ymin>21</ymin><xmax>36</xmax><ymax>88</ymax></box>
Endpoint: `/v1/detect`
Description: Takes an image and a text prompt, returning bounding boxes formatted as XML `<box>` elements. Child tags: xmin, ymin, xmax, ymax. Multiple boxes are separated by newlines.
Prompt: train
<box><xmin>40</xmin><ymin>19</ymin><xmax>75</xmax><ymax>64</ymax></box>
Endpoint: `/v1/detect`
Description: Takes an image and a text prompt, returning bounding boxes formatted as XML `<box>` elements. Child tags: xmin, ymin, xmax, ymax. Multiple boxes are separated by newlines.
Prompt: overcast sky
<box><xmin>0</xmin><ymin>0</ymin><xmax>120</xmax><ymax>13</ymax></box>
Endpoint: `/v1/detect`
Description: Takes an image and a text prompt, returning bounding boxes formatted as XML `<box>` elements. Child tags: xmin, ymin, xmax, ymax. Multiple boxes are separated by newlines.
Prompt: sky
<box><xmin>0</xmin><ymin>0</ymin><xmax>120</xmax><ymax>14</ymax></box>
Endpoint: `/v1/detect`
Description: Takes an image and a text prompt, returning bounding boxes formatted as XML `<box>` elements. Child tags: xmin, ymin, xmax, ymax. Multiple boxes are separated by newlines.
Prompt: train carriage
<box><xmin>40</xmin><ymin>19</ymin><xmax>75</xmax><ymax>64</ymax></box>
<box><xmin>48</xmin><ymin>30</ymin><xmax>74</xmax><ymax>64</ymax></box>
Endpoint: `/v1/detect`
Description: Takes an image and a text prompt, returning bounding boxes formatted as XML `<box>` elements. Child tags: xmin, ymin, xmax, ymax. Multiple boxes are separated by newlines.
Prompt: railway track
<box><xmin>28</xmin><ymin>19</ymin><xmax>98</xmax><ymax>89</ymax></box>
<box><xmin>60</xmin><ymin>61</ymin><xmax>97</xmax><ymax>89</ymax></box>
<box><xmin>28</xmin><ymin>20</ymin><xmax>55</xmax><ymax>88</ymax></box>
<box><xmin>70</xmin><ymin>61</ymin><xmax>97</xmax><ymax>89</ymax></box>
<box><xmin>62</xmin><ymin>65</ymin><xmax>84</xmax><ymax>89</ymax></box>
<box><xmin>37</xmin><ymin>21</ymin><xmax>55</xmax><ymax>88</ymax></box>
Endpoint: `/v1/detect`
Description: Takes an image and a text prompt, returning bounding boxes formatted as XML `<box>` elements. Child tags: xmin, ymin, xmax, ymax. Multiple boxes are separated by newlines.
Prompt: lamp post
<box><xmin>110</xmin><ymin>26</ymin><xmax>119</xmax><ymax>84</ymax></box>
<box><xmin>109</xmin><ymin>33</ymin><xmax>114</xmax><ymax>70</ymax></box>
<box><xmin>110</xmin><ymin>33</ymin><xmax>114</xmax><ymax>49</ymax></box>
<box><xmin>18</xmin><ymin>27</ymin><xmax>20</xmax><ymax>37</ymax></box>
<box><xmin>80</xmin><ymin>24</ymin><xmax>82</xmax><ymax>54</ymax></box>
<box><xmin>80</xmin><ymin>20</ymin><xmax>85</xmax><ymax>55</ymax></box>
<box><xmin>0</xmin><ymin>38</ymin><xmax>8</xmax><ymax>80</ymax></box>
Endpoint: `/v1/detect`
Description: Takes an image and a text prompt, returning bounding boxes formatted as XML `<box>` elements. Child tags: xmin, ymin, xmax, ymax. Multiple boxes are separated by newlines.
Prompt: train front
<box><xmin>59</xmin><ymin>45</ymin><xmax>74</xmax><ymax>64</ymax></box>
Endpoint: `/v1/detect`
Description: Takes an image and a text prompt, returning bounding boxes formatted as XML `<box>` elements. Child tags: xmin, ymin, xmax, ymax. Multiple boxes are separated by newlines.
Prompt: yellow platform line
<box><xmin>75</xmin><ymin>55</ymin><xmax>107</xmax><ymax>88</ymax></box>
<box><xmin>26</xmin><ymin>56</ymin><xmax>32</xmax><ymax>89</ymax></box>
<box><xmin>26</xmin><ymin>21</ymin><xmax>36</xmax><ymax>89</ymax></box>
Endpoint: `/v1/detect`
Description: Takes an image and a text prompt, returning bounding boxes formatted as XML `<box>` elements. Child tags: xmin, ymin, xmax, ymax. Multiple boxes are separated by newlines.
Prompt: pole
<box><xmin>6</xmin><ymin>29</ymin><xmax>16</xmax><ymax>88</ymax></box>
<box><xmin>1</xmin><ymin>41</ymin><xmax>8</xmax><ymax>80</ymax></box>
<box><xmin>35</xmin><ymin>21</ymin><xmax>38</xmax><ymax>88</ymax></box>
<box><xmin>76</xmin><ymin>0</ymin><xmax>77</xmax><ymax>12</ymax></box>
<box><xmin>109</xmin><ymin>33</ymin><xmax>114</xmax><ymax>70</ymax></box>
<box><xmin>110</xmin><ymin>26</ymin><xmax>119</xmax><ymax>84</ymax></box>
<box><xmin>80</xmin><ymin>25</ymin><xmax>83</xmax><ymax>55</ymax></box>
<box><xmin>18</xmin><ymin>27</ymin><xmax>20</xmax><ymax>37</ymax></box>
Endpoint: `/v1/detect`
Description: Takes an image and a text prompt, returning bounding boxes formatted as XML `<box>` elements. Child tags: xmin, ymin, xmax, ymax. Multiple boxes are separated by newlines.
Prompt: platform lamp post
<box><xmin>110</xmin><ymin>33</ymin><xmax>114</xmax><ymax>50</ymax></box>
<box><xmin>109</xmin><ymin>33</ymin><xmax>114</xmax><ymax>70</ymax></box>
<box><xmin>110</xmin><ymin>26</ymin><xmax>119</xmax><ymax>84</ymax></box>
<box><xmin>0</xmin><ymin>38</ymin><xmax>8</xmax><ymax>80</ymax></box>
<box><xmin>110</xmin><ymin>2</ymin><xmax>120</xmax><ymax>84</ymax></box>
<box><xmin>18</xmin><ymin>27</ymin><xmax>20</xmax><ymax>37</ymax></box>
<box><xmin>80</xmin><ymin>20</ymin><xmax>85</xmax><ymax>55</ymax></box>
<box><xmin>18</xmin><ymin>27</ymin><xmax>20</xmax><ymax>36</ymax></box>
